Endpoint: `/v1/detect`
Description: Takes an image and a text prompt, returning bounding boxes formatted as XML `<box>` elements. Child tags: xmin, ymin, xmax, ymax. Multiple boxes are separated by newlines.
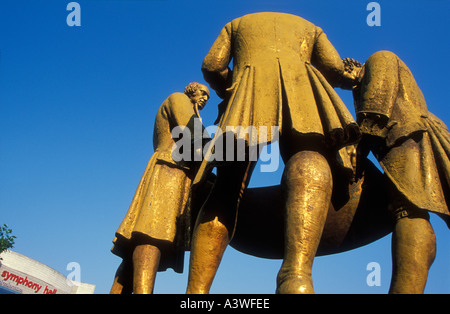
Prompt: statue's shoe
<box><xmin>276</xmin><ymin>272</ymin><xmax>314</xmax><ymax>294</ymax></box>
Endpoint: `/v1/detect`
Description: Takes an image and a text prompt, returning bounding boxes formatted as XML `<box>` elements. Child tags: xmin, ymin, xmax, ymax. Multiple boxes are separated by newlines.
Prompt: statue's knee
<box><xmin>283</xmin><ymin>151</ymin><xmax>332</xmax><ymax>184</ymax></box>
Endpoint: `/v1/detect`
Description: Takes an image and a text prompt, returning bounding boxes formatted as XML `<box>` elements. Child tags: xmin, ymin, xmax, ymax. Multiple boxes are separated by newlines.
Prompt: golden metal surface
<box><xmin>187</xmin><ymin>12</ymin><xmax>361</xmax><ymax>294</ymax></box>
<box><xmin>110</xmin><ymin>13</ymin><xmax>449</xmax><ymax>295</ymax></box>
<box><xmin>352</xmin><ymin>51</ymin><xmax>449</xmax><ymax>293</ymax></box>
<box><xmin>110</xmin><ymin>83</ymin><xmax>210</xmax><ymax>294</ymax></box>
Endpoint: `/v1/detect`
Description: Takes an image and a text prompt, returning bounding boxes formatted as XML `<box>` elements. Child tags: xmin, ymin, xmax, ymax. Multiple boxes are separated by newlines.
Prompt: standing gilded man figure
<box><xmin>186</xmin><ymin>12</ymin><xmax>361</xmax><ymax>294</ymax></box>
<box><xmin>352</xmin><ymin>51</ymin><xmax>450</xmax><ymax>293</ymax></box>
<box><xmin>110</xmin><ymin>82</ymin><xmax>210</xmax><ymax>294</ymax></box>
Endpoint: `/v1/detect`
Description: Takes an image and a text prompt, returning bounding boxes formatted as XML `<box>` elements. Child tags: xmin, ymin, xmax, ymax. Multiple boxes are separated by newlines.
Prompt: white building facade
<box><xmin>0</xmin><ymin>251</ymin><xmax>95</xmax><ymax>294</ymax></box>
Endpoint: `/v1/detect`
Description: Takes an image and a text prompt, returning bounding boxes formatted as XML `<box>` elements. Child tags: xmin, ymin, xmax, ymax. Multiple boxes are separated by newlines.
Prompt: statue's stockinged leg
<box><xmin>132</xmin><ymin>244</ymin><xmax>161</xmax><ymax>294</ymax></box>
<box><xmin>276</xmin><ymin>151</ymin><xmax>332</xmax><ymax>294</ymax></box>
<box><xmin>110</xmin><ymin>260</ymin><xmax>132</xmax><ymax>294</ymax></box>
<box><xmin>389</xmin><ymin>210</ymin><xmax>436</xmax><ymax>294</ymax></box>
<box><xmin>186</xmin><ymin>214</ymin><xmax>230</xmax><ymax>294</ymax></box>
<box><xmin>186</xmin><ymin>162</ymin><xmax>254</xmax><ymax>294</ymax></box>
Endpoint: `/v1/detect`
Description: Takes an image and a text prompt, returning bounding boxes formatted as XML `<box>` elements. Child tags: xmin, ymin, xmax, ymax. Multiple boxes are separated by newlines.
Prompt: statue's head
<box><xmin>184</xmin><ymin>82</ymin><xmax>210</xmax><ymax>110</ymax></box>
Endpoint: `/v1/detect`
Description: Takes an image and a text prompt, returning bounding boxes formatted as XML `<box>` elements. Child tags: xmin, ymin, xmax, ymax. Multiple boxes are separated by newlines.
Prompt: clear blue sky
<box><xmin>0</xmin><ymin>0</ymin><xmax>448</xmax><ymax>294</ymax></box>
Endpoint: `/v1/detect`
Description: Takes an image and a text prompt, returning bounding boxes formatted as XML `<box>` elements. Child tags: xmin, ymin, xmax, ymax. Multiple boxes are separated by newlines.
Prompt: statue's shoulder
<box><xmin>167</xmin><ymin>92</ymin><xmax>188</xmax><ymax>101</ymax></box>
<box><xmin>238</xmin><ymin>12</ymin><xmax>314</xmax><ymax>25</ymax></box>
<box><xmin>366</xmin><ymin>50</ymin><xmax>399</xmax><ymax>65</ymax></box>
<box><xmin>162</xmin><ymin>92</ymin><xmax>191</xmax><ymax>114</ymax></box>
<box><xmin>164</xmin><ymin>92</ymin><xmax>189</xmax><ymax>106</ymax></box>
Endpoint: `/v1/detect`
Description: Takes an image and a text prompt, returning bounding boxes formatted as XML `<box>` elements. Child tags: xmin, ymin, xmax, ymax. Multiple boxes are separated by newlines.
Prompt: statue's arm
<box><xmin>311</xmin><ymin>27</ymin><xmax>355</xmax><ymax>90</ymax></box>
<box><xmin>201</xmin><ymin>22</ymin><xmax>233</xmax><ymax>99</ymax></box>
<box><xmin>357</xmin><ymin>51</ymin><xmax>398</xmax><ymax>121</ymax></box>
<box><xmin>355</xmin><ymin>51</ymin><xmax>399</xmax><ymax>137</ymax></box>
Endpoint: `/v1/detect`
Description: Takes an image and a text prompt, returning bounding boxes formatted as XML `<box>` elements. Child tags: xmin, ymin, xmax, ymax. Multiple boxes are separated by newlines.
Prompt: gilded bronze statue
<box><xmin>351</xmin><ymin>51</ymin><xmax>450</xmax><ymax>293</ymax></box>
<box><xmin>110</xmin><ymin>12</ymin><xmax>449</xmax><ymax>295</ymax></box>
<box><xmin>229</xmin><ymin>50</ymin><xmax>450</xmax><ymax>292</ymax></box>
<box><xmin>186</xmin><ymin>12</ymin><xmax>361</xmax><ymax>294</ymax></box>
<box><xmin>110</xmin><ymin>82</ymin><xmax>210</xmax><ymax>294</ymax></box>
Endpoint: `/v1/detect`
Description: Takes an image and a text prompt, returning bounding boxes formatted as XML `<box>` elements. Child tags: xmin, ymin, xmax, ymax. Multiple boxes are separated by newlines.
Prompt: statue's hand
<box><xmin>340</xmin><ymin>58</ymin><xmax>363</xmax><ymax>90</ymax></box>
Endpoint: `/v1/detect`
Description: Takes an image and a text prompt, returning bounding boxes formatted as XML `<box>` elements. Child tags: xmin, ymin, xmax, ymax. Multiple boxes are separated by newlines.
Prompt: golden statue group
<box><xmin>110</xmin><ymin>12</ymin><xmax>449</xmax><ymax>294</ymax></box>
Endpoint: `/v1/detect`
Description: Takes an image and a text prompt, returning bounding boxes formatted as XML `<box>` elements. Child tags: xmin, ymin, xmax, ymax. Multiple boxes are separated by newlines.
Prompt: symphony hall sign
<box><xmin>0</xmin><ymin>251</ymin><xmax>94</xmax><ymax>294</ymax></box>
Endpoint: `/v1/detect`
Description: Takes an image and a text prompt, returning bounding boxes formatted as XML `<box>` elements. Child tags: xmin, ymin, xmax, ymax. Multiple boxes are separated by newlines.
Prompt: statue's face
<box><xmin>190</xmin><ymin>86</ymin><xmax>210</xmax><ymax>110</ymax></box>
